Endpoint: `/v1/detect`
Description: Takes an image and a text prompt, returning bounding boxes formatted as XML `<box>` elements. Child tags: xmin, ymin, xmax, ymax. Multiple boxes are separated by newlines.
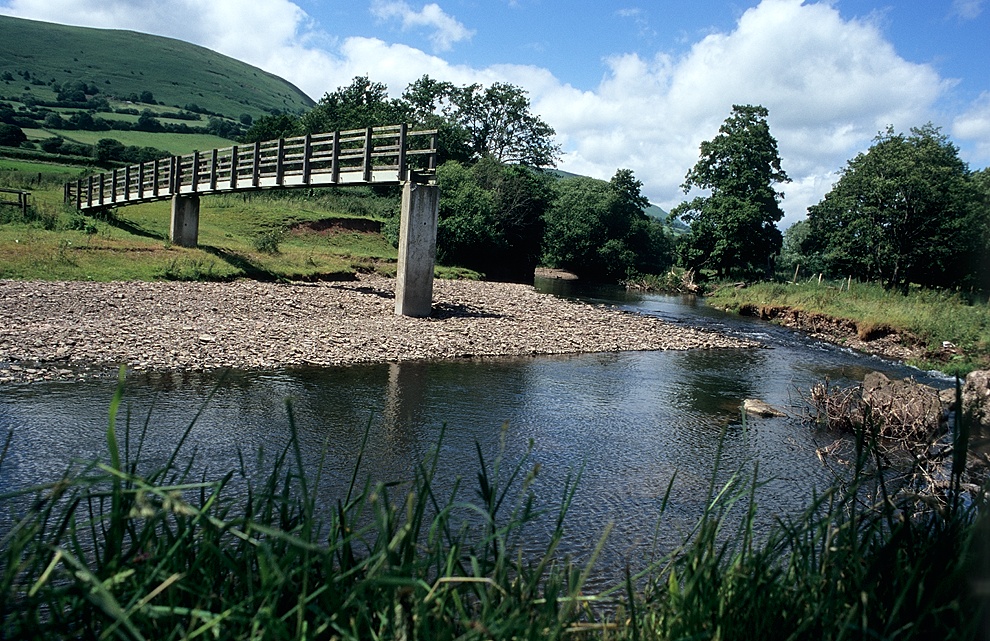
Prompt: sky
<box><xmin>1</xmin><ymin>0</ymin><xmax>988</xmax><ymax>227</ymax></box>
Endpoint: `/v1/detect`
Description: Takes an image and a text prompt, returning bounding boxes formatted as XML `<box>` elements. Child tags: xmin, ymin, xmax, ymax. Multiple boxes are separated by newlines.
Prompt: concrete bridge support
<box><xmin>170</xmin><ymin>194</ymin><xmax>200</xmax><ymax>248</ymax></box>
<box><xmin>394</xmin><ymin>181</ymin><xmax>439</xmax><ymax>317</ymax></box>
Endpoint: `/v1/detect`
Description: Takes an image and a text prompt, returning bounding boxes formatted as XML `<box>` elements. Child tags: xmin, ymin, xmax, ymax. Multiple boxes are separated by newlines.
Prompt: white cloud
<box><xmin>0</xmin><ymin>0</ymin><xmax>955</xmax><ymax>228</ymax></box>
<box><xmin>370</xmin><ymin>0</ymin><xmax>474</xmax><ymax>52</ymax></box>
<box><xmin>953</xmin><ymin>92</ymin><xmax>990</xmax><ymax>164</ymax></box>
<box><xmin>530</xmin><ymin>0</ymin><xmax>947</xmax><ymax>226</ymax></box>
<box><xmin>952</xmin><ymin>0</ymin><xmax>984</xmax><ymax>20</ymax></box>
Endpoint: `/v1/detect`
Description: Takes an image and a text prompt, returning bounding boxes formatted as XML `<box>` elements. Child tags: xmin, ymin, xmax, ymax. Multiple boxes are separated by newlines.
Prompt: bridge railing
<box><xmin>64</xmin><ymin>124</ymin><xmax>438</xmax><ymax>211</ymax></box>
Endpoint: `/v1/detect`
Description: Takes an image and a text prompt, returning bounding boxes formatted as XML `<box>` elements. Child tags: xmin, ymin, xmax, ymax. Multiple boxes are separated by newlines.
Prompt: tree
<box><xmin>671</xmin><ymin>104</ymin><xmax>790</xmax><ymax>277</ymax></box>
<box><xmin>804</xmin><ymin>124</ymin><xmax>976</xmax><ymax>291</ymax></box>
<box><xmin>401</xmin><ymin>75</ymin><xmax>471</xmax><ymax>164</ymax></box>
<box><xmin>241</xmin><ymin>113</ymin><xmax>300</xmax><ymax>143</ymax></box>
<box><xmin>971</xmin><ymin>168</ymin><xmax>990</xmax><ymax>291</ymax></box>
<box><xmin>95</xmin><ymin>137</ymin><xmax>125</xmax><ymax>163</ymax></box>
<box><xmin>0</xmin><ymin>123</ymin><xmax>26</xmax><ymax>147</ymax></box>
<box><xmin>452</xmin><ymin>82</ymin><xmax>559</xmax><ymax>168</ymax></box>
<box><xmin>543</xmin><ymin>169</ymin><xmax>672</xmax><ymax>280</ymax></box>
<box><xmin>299</xmin><ymin>75</ymin><xmax>409</xmax><ymax>133</ymax></box>
<box><xmin>432</xmin><ymin>158</ymin><xmax>555</xmax><ymax>281</ymax></box>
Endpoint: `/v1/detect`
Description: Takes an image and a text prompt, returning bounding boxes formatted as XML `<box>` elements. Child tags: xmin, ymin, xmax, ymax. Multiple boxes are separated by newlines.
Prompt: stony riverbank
<box><xmin>0</xmin><ymin>276</ymin><xmax>758</xmax><ymax>384</ymax></box>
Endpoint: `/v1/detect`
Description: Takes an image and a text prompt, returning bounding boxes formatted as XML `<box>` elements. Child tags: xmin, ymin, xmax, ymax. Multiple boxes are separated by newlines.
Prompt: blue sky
<box><xmin>1</xmin><ymin>0</ymin><xmax>988</xmax><ymax>226</ymax></box>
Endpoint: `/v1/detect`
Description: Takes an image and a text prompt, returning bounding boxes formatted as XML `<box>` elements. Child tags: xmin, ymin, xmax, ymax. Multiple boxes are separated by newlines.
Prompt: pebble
<box><xmin>0</xmin><ymin>276</ymin><xmax>758</xmax><ymax>384</ymax></box>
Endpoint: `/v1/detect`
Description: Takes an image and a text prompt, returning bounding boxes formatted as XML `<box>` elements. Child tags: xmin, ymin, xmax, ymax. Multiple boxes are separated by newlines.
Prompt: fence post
<box><xmin>192</xmin><ymin>151</ymin><xmax>200</xmax><ymax>193</ymax></box>
<box><xmin>397</xmin><ymin>123</ymin><xmax>407</xmax><ymax>181</ymax></box>
<box><xmin>210</xmin><ymin>148</ymin><xmax>219</xmax><ymax>191</ymax></box>
<box><xmin>363</xmin><ymin>127</ymin><xmax>373</xmax><ymax>182</ymax></box>
<box><xmin>276</xmin><ymin>138</ymin><xmax>285</xmax><ymax>185</ymax></box>
<box><xmin>302</xmin><ymin>134</ymin><xmax>312</xmax><ymax>184</ymax></box>
<box><xmin>331</xmin><ymin>131</ymin><xmax>341</xmax><ymax>183</ymax></box>
<box><xmin>230</xmin><ymin>145</ymin><xmax>239</xmax><ymax>189</ymax></box>
<box><xmin>252</xmin><ymin>141</ymin><xmax>261</xmax><ymax>188</ymax></box>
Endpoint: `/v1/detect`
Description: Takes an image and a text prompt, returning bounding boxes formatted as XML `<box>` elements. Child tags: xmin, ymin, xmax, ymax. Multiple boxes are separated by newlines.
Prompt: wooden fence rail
<box><xmin>0</xmin><ymin>188</ymin><xmax>30</xmax><ymax>216</ymax></box>
<box><xmin>64</xmin><ymin>124</ymin><xmax>438</xmax><ymax>211</ymax></box>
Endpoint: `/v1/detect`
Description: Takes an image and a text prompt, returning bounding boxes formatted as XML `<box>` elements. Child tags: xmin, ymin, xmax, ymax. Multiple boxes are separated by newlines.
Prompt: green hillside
<box><xmin>0</xmin><ymin>15</ymin><xmax>315</xmax><ymax>119</ymax></box>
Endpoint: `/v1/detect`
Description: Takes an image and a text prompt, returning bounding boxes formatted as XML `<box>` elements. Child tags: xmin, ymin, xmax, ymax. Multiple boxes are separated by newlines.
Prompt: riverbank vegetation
<box><xmin>0</xmin><ymin>376</ymin><xmax>985</xmax><ymax>639</ymax></box>
<box><xmin>707</xmin><ymin>281</ymin><xmax>990</xmax><ymax>374</ymax></box>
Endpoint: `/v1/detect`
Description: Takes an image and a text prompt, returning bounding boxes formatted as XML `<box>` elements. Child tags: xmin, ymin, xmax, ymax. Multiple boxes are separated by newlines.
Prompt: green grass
<box><xmin>0</xmin><ymin>375</ymin><xmax>985</xmax><ymax>639</ymax></box>
<box><xmin>0</xmin><ymin>159</ymin><xmax>478</xmax><ymax>282</ymax></box>
<box><xmin>42</xmin><ymin>129</ymin><xmax>237</xmax><ymax>155</ymax></box>
<box><xmin>0</xmin><ymin>14</ymin><xmax>314</xmax><ymax>119</ymax></box>
<box><xmin>708</xmin><ymin>280</ymin><xmax>990</xmax><ymax>374</ymax></box>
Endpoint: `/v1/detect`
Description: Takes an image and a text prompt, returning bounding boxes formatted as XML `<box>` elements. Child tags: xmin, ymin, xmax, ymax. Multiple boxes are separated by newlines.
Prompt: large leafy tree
<box><xmin>543</xmin><ymin>169</ymin><xmax>672</xmax><ymax>280</ymax></box>
<box><xmin>452</xmin><ymin>82</ymin><xmax>560</xmax><ymax>168</ymax></box>
<box><xmin>241</xmin><ymin>113</ymin><xmax>300</xmax><ymax>143</ymax></box>
<box><xmin>299</xmin><ymin>76</ymin><xmax>409</xmax><ymax>133</ymax></box>
<box><xmin>434</xmin><ymin>157</ymin><xmax>555</xmax><ymax>281</ymax></box>
<box><xmin>672</xmin><ymin>104</ymin><xmax>790</xmax><ymax>277</ymax></box>
<box><xmin>401</xmin><ymin>75</ymin><xmax>471</xmax><ymax>164</ymax></box>
<box><xmin>804</xmin><ymin>124</ymin><xmax>976</xmax><ymax>291</ymax></box>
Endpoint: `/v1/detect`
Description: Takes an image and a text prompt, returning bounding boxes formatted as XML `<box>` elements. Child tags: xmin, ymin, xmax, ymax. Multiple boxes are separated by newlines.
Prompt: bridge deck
<box><xmin>64</xmin><ymin>124</ymin><xmax>437</xmax><ymax>211</ymax></box>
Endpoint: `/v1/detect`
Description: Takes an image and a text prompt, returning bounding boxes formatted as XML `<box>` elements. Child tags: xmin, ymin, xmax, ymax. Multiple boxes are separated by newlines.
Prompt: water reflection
<box><xmin>0</xmin><ymin>285</ymin><xmax>951</xmax><ymax>585</ymax></box>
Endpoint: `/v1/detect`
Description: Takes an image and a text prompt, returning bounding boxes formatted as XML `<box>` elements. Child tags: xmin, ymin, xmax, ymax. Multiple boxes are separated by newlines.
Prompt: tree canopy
<box><xmin>299</xmin><ymin>76</ymin><xmax>410</xmax><ymax>134</ymax></box>
<box><xmin>803</xmin><ymin>124</ymin><xmax>979</xmax><ymax>291</ymax></box>
<box><xmin>543</xmin><ymin>169</ymin><xmax>672</xmax><ymax>280</ymax></box>
<box><xmin>671</xmin><ymin>104</ymin><xmax>790</xmax><ymax>277</ymax></box>
<box><xmin>434</xmin><ymin>158</ymin><xmax>555</xmax><ymax>282</ymax></box>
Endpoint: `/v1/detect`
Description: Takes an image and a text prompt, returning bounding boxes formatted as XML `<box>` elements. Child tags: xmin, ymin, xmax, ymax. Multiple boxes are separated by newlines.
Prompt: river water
<box><xmin>0</xmin><ymin>278</ymin><xmax>948</xmax><ymax>583</ymax></box>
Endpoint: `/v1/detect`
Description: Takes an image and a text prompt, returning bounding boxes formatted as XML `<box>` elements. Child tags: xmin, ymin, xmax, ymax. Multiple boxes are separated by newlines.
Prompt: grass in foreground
<box><xmin>0</xmin><ymin>373</ymin><xmax>985</xmax><ymax>640</ymax></box>
<box><xmin>707</xmin><ymin>280</ymin><xmax>990</xmax><ymax>375</ymax></box>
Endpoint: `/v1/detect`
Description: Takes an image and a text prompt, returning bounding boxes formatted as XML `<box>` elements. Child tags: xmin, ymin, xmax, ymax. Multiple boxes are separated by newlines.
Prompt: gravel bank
<box><xmin>0</xmin><ymin>276</ymin><xmax>758</xmax><ymax>383</ymax></box>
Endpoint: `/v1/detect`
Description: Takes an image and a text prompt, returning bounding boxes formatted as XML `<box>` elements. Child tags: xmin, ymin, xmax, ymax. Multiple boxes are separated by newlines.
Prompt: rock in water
<box><xmin>743</xmin><ymin>399</ymin><xmax>786</xmax><ymax>417</ymax></box>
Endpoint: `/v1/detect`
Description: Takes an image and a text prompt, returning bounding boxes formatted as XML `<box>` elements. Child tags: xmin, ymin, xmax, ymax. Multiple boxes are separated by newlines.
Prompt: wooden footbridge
<box><xmin>63</xmin><ymin>124</ymin><xmax>437</xmax><ymax>211</ymax></box>
<box><xmin>62</xmin><ymin>124</ymin><xmax>441</xmax><ymax>316</ymax></box>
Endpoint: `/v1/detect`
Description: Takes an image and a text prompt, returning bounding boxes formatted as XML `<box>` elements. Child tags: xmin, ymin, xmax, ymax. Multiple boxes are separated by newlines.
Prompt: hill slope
<box><xmin>0</xmin><ymin>15</ymin><xmax>315</xmax><ymax>118</ymax></box>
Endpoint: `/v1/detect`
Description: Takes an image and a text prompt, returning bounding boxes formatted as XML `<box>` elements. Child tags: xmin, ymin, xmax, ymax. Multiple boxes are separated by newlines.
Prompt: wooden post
<box><xmin>363</xmin><ymin>127</ymin><xmax>373</xmax><ymax>183</ymax></box>
<box><xmin>124</xmin><ymin>165</ymin><xmax>131</xmax><ymax>201</ymax></box>
<box><xmin>230</xmin><ymin>145</ymin><xmax>239</xmax><ymax>189</ymax></box>
<box><xmin>98</xmin><ymin>174</ymin><xmax>105</xmax><ymax>206</ymax></box>
<box><xmin>210</xmin><ymin>148</ymin><xmax>218</xmax><ymax>191</ymax></box>
<box><xmin>302</xmin><ymin>134</ymin><xmax>312</xmax><ymax>184</ymax></box>
<box><xmin>252</xmin><ymin>141</ymin><xmax>261</xmax><ymax>187</ymax></box>
<box><xmin>173</xmin><ymin>156</ymin><xmax>182</xmax><ymax>193</ymax></box>
<box><xmin>138</xmin><ymin>163</ymin><xmax>145</xmax><ymax>199</ymax></box>
<box><xmin>331</xmin><ymin>131</ymin><xmax>340</xmax><ymax>183</ymax></box>
<box><xmin>191</xmin><ymin>151</ymin><xmax>200</xmax><ymax>192</ymax></box>
<box><xmin>792</xmin><ymin>263</ymin><xmax>800</xmax><ymax>284</ymax></box>
<box><xmin>111</xmin><ymin>169</ymin><xmax>118</xmax><ymax>203</ymax></box>
<box><xmin>153</xmin><ymin>159</ymin><xmax>160</xmax><ymax>197</ymax></box>
<box><xmin>87</xmin><ymin>176</ymin><xmax>93</xmax><ymax>208</ymax></box>
<box><xmin>275</xmin><ymin>138</ymin><xmax>285</xmax><ymax>185</ymax></box>
<box><xmin>397</xmin><ymin>123</ymin><xmax>407</xmax><ymax>180</ymax></box>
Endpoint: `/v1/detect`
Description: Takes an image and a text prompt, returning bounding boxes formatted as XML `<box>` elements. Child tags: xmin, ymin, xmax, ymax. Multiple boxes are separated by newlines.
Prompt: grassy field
<box><xmin>708</xmin><ymin>280</ymin><xmax>990</xmax><ymax>374</ymax></box>
<box><xmin>33</xmin><ymin>127</ymin><xmax>238</xmax><ymax>155</ymax></box>
<box><xmin>0</xmin><ymin>376</ymin><xmax>984</xmax><ymax>639</ymax></box>
<box><xmin>0</xmin><ymin>14</ymin><xmax>314</xmax><ymax>118</ymax></box>
<box><xmin>0</xmin><ymin>158</ymin><xmax>476</xmax><ymax>282</ymax></box>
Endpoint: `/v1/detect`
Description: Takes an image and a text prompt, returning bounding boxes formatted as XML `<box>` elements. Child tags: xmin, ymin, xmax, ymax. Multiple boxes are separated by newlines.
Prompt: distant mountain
<box><xmin>0</xmin><ymin>15</ymin><xmax>315</xmax><ymax>119</ymax></box>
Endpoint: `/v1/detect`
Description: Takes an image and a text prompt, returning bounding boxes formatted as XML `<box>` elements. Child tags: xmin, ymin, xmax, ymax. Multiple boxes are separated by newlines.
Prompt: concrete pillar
<box><xmin>394</xmin><ymin>181</ymin><xmax>439</xmax><ymax>317</ymax></box>
<box><xmin>169</xmin><ymin>194</ymin><xmax>200</xmax><ymax>248</ymax></box>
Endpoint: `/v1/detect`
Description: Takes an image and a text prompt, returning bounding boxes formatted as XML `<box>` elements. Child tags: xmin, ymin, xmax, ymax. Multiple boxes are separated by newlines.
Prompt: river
<box><xmin>0</xmin><ymin>278</ymin><xmax>948</xmax><ymax>584</ymax></box>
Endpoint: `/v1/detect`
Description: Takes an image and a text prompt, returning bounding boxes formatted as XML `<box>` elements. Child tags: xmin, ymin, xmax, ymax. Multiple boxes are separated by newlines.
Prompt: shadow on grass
<box><xmin>97</xmin><ymin>212</ymin><xmax>167</xmax><ymax>242</ymax></box>
<box><xmin>199</xmin><ymin>245</ymin><xmax>280</xmax><ymax>281</ymax></box>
